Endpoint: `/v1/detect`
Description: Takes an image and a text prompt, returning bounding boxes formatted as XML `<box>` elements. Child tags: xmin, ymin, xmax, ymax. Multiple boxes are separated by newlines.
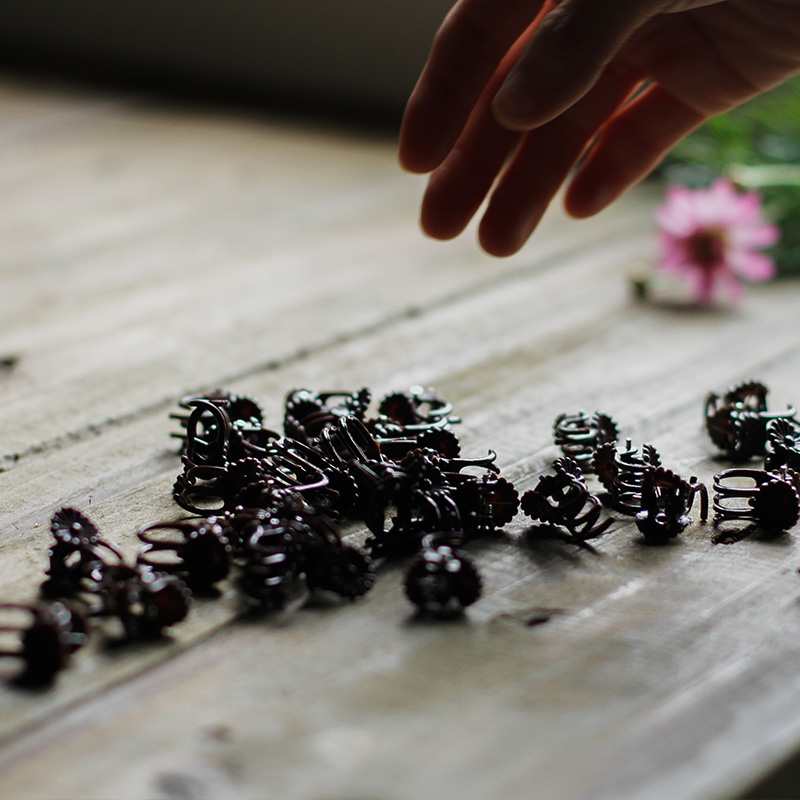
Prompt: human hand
<box><xmin>399</xmin><ymin>0</ymin><xmax>800</xmax><ymax>256</ymax></box>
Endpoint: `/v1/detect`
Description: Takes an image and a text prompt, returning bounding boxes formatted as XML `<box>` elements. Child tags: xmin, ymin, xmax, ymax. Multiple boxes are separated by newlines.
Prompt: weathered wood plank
<box><xmin>1</xmin><ymin>73</ymin><xmax>800</xmax><ymax>800</ymax></box>
<box><xmin>2</xmin><ymin>265</ymin><xmax>800</xmax><ymax>800</ymax></box>
<box><xmin>0</xmin><ymin>74</ymin><xmax>657</xmax><ymax>459</ymax></box>
<box><xmin>0</xmin><ymin>217</ymin><xmax>654</xmax><ymax>743</ymax></box>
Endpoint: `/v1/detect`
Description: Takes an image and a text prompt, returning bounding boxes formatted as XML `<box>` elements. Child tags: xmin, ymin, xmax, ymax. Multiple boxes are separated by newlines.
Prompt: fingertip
<box><xmin>398</xmin><ymin>128</ymin><xmax>445</xmax><ymax>174</ymax></box>
<box><xmin>480</xmin><ymin>239</ymin><xmax>523</xmax><ymax>258</ymax></box>
<box><xmin>398</xmin><ymin>149</ymin><xmax>433</xmax><ymax>176</ymax></box>
<box><xmin>420</xmin><ymin>201</ymin><xmax>475</xmax><ymax>243</ymax></box>
<box><xmin>420</xmin><ymin>219</ymin><xmax>464</xmax><ymax>242</ymax></box>
<box><xmin>398</xmin><ymin>82</ymin><xmax>466</xmax><ymax>174</ymax></box>
<box><xmin>479</xmin><ymin>185</ymin><xmax>548</xmax><ymax>257</ymax></box>
<box><xmin>477</xmin><ymin>217</ymin><xmax>528</xmax><ymax>258</ymax></box>
<box><xmin>563</xmin><ymin>185</ymin><xmax>611</xmax><ymax>219</ymax></box>
<box><xmin>479</xmin><ymin>235</ymin><xmax>524</xmax><ymax>258</ymax></box>
<box><xmin>420</xmin><ymin>200</ymin><xmax>468</xmax><ymax>242</ymax></box>
<box><xmin>398</xmin><ymin>133</ymin><xmax>444</xmax><ymax>176</ymax></box>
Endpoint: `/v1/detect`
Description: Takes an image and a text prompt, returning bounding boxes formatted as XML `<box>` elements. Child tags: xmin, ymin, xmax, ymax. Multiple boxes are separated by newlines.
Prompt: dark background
<box><xmin>0</xmin><ymin>1</ymin><xmax>454</xmax><ymax>125</ymax></box>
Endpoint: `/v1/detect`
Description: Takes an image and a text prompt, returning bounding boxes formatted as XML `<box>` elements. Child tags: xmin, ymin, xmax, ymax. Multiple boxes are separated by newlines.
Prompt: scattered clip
<box><xmin>0</xmin><ymin>601</ymin><xmax>87</xmax><ymax>686</ymax></box>
<box><xmin>553</xmin><ymin>411</ymin><xmax>618</xmax><ymax>472</ymax></box>
<box><xmin>404</xmin><ymin>536</ymin><xmax>481</xmax><ymax>618</ymax></box>
<box><xmin>521</xmin><ymin>457</ymin><xmax>612</xmax><ymax>545</ymax></box>
<box><xmin>765</xmin><ymin>418</ymin><xmax>800</xmax><ymax>472</ymax></box>
<box><xmin>594</xmin><ymin>439</ymin><xmax>661</xmax><ymax>515</ymax></box>
<box><xmin>635</xmin><ymin>468</ymin><xmax>708</xmax><ymax>545</ymax></box>
<box><xmin>712</xmin><ymin>467</ymin><xmax>800</xmax><ymax>535</ymax></box>
<box><xmin>137</xmin><ymin>518</ymin><xmax>233</xmax><ymax>594</ymax></box>
<box><xmin>705</xmin><ymin>380</ymin><xmax>795</xmax><ymax>462</ymax></box>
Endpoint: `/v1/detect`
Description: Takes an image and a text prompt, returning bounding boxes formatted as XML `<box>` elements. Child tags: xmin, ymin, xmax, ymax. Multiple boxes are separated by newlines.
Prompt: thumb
<box><xmin>491</xmin><ymin>0</ymin><xmax>663</xmax><ymax>130</ymax></box>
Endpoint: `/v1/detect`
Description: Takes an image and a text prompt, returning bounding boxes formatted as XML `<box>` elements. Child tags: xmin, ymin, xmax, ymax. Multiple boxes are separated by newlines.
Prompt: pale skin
<box><xmin>398</xmin><ymin>0</ymin><xmax>800</xmax><ymax>256</ymax></box>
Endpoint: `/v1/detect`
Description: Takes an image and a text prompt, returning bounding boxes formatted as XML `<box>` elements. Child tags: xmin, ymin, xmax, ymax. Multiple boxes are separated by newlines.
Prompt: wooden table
<box><xmin>1</xmin><ymin>71</ymin><xmax>799</xmax><ymax>800</ymax></box>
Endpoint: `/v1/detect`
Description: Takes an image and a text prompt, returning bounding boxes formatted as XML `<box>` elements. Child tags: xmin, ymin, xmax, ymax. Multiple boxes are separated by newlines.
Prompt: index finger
<box><xmin>398</xmin><ymin>0</ymin><xmax>551</xmax><ymax>174</ymax></box>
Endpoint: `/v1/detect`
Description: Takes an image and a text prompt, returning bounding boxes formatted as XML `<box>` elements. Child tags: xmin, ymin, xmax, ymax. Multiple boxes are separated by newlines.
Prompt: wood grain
<box><xmin>0</xmin><ymin>72</ymin><xmax>799</xmax><ymax>800</ymax></box>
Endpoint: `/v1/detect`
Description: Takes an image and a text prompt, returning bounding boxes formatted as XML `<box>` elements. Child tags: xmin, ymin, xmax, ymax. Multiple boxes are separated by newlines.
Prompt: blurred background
<box><xmin>0</xmin><ymin>1</ymin><xmax>799</xmax><ymax>273</ymax></box>
<box><xmin>0</xmin><ymin>0</ymin><xmax>454</xmax><ymax>126</ymax></box>
<box><xmin>657</xmin><ymin>76</ymin><xmax>800</xmax><ymax>278</ymax></box>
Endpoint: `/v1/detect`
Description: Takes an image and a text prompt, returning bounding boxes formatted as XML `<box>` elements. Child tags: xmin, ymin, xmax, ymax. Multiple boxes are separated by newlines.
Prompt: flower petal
<box><xmin>654</xmin><ymin>179</ymin><xmax>778</xmax><ymax>303</ymax></box>
<box><xmin>727</xmin><ymin>249</ymin><xmax>776</xmax><ymax>282</ymax></box>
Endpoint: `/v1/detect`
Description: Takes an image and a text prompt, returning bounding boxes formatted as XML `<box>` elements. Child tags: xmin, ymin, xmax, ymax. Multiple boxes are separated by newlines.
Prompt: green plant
<box><xmin>658</xmin><ymin>76</ymin><xmax>800</xmax><ymax>275</ymax></box>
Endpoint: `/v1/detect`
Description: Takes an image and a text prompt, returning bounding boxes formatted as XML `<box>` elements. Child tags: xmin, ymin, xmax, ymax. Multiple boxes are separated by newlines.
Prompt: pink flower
<box><xmin>655</xmin><ymin>179</ymin><xmax>779</xmax><ymax>304</ymax></box>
